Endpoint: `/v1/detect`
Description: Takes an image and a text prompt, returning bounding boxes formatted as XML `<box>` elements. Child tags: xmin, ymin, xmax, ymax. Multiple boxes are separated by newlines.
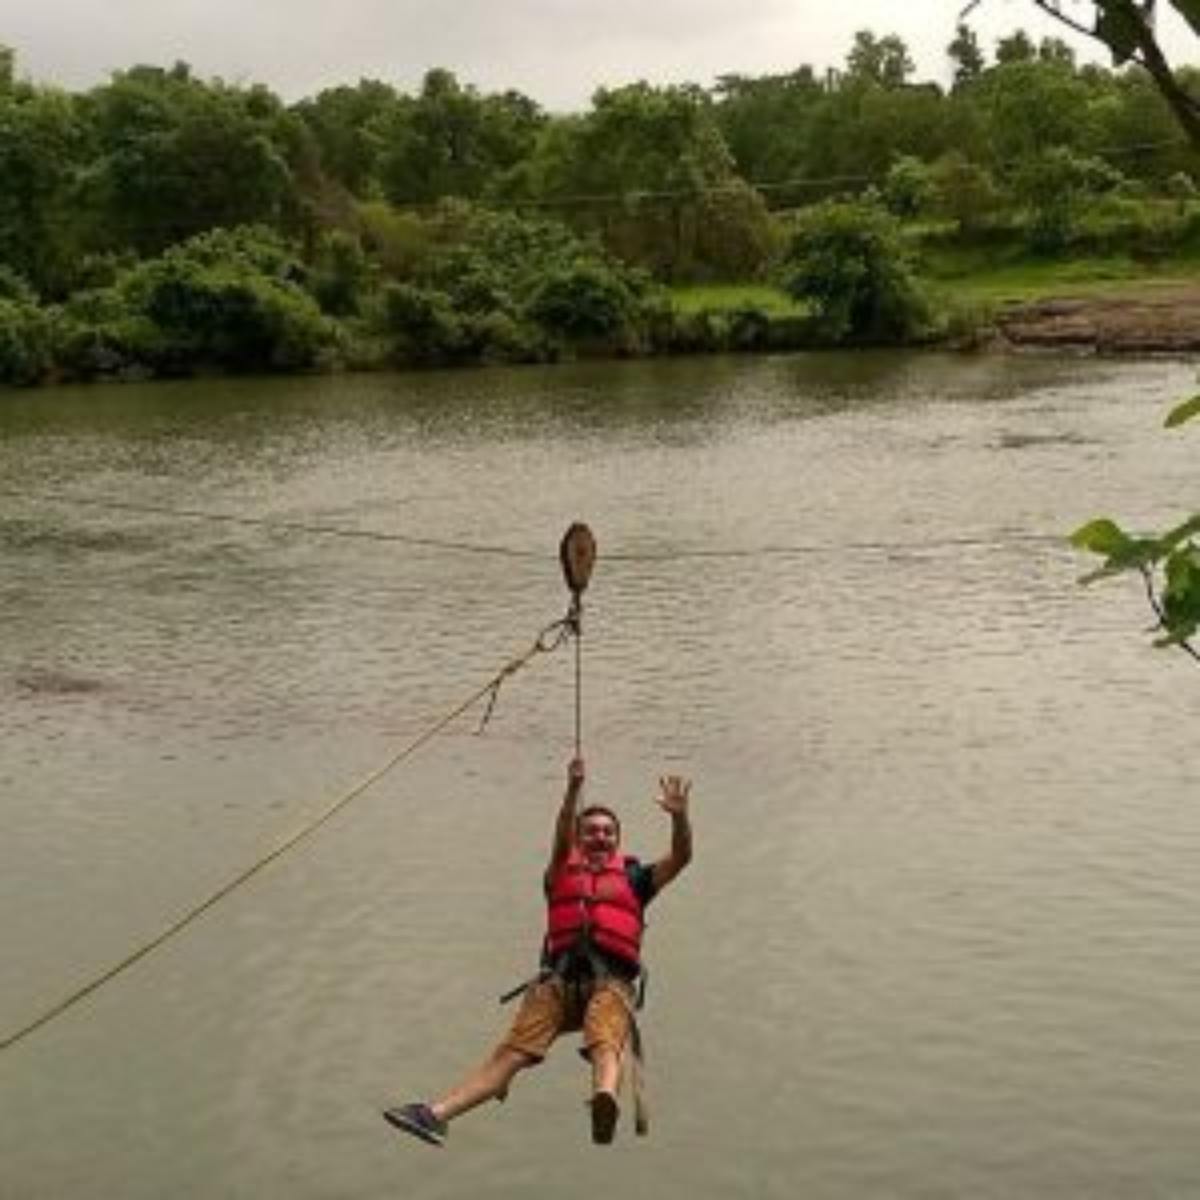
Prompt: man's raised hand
<box><xmin>656</xmin><ymin>775</ymin><xmax>691</xmax><ymax>816</ymax></box>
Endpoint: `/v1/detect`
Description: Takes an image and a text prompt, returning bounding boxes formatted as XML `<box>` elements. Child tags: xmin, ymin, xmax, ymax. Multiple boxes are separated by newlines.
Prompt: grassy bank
<box><xmin>672</xmin><ymin>250</ymin><xmax>1200</xmax><ymax>329</ymax></box>
<box><xmin>670</xmin><ymin>284</ymin><xmax>809</xmax><ymax>317</ymax></box>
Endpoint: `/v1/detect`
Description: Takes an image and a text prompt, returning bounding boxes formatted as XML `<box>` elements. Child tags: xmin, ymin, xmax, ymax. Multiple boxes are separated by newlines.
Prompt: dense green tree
<box><xmin>1100</xmin><ymin>71</ymin><xmax>1197</xmax><ymax>183</ymax></box>
<box><xmin>373</xmin><ymin>69</ymin><xmax>543</xmax><ymax>206</ymax></box>
<box><xmin>0</xmin><ymin>77</ymin><xmax>90</xmax><ymax>294</ymax></box>
<box><xmin>973</xmin><ymin>2</ymin><xmax>1200</xmax><ymax>149</ymax></box>
<box><xmin>513</xmin><ymin>82</ymin><xmax>770</xmax><ymax>280</ymax></box>
<box><xmin>294</xmin><ymin>80</ymin><xmax>396</xmax><ymax>195</ymax></box>
<box><xmin>1038</xmin><ymin>36</ymin><xmax>1078</xmax><ymax>66</ymax></box>
<box><xmin>711</xmin><ymin>69</ymin><xmax>824</xmax><ymax>184</ymax></box>
<box><xmin>845</xmin><ymin>31</ymin><xmax>916</xmax><ymax>89</ymax></box>
<box><xmin>1012</xmin><ymin>145</ymin><xmax>1124</xmax><ymax>248</ymax></box>
<box><xmin>974</xmin><ymin>58</ymin><xmax>1096</xmax><ymax>163</ymax></box>
<box><xmin>948</xmin><ymin>23</ymin><xmax>987</xmax><ymax>90</ymax></box>
<box><xmin>84</xmin><ymin>66</ymin><xmax>294</xmax><ymax>254</ymax></box>
<box><xmin>995</xmin><ymin>30</ymin><xmax>1037</xmax><ymax>64</ymax></box>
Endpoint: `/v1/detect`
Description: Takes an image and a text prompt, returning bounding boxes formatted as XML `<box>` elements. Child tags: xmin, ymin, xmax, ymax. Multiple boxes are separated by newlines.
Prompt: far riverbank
<box><xmin>676</xmin><ymin>265</ymin><xmax>1200</xmax><ymax>357</ymax></box>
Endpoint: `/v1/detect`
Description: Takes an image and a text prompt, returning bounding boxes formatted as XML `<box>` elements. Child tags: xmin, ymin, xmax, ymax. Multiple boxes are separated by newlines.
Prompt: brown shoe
<box><xmin>590</xmin><ymin>1091</ymin><xmax>618</xmax><ymax>1145</ymax></box>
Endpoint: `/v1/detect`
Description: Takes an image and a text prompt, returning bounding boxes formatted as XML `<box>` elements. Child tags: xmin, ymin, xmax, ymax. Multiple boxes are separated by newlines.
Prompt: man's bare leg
<box><xmin>591</xmin><ymin>1044</ymin><xmax>621</xmax><ymax>1097</ymax></box>
<box><xmin>431</xmin><ymin>1046</ymin><xmax>536</xmax><ymax>1123</ymax></box>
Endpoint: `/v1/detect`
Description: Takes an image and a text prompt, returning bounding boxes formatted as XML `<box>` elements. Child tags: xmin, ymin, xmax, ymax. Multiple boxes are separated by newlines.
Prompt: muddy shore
<box><xmin>995</xmin><ymin>283</ymin><xmax>1200</xmax><ymax>354</ymax></box>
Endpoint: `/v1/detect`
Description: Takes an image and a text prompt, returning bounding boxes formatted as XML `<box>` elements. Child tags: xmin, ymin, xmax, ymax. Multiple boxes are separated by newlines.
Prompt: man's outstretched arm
<box><xmin>650</xmin><ymin>774</ymin><xmax>692</xmax><ymax>894</ymax></box>
<box><xmin>545</xmin><ymin>756</ymin><xmax>584</xmax><ymax>887</ymax></box>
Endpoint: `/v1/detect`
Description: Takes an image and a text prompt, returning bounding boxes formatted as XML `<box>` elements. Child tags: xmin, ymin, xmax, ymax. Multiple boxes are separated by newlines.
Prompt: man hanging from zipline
<box><xmin>384</xmin><ymin>756</ymin><xmax>693</xmax><ymax>1147</ymax></box>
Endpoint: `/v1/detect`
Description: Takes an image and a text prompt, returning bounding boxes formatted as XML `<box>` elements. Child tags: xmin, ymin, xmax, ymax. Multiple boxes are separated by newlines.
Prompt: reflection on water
<box><xmin>1</xmin><ymin>353</ymin><xmax>1198</xmax><ymax>1199</ymax></box>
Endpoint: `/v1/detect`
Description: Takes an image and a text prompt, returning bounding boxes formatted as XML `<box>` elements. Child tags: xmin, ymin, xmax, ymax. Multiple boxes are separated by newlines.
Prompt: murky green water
<box><xmin>1</xmin><ymin>352</ymin><xmax>1198</xmax><ymax>1199</ymax></box>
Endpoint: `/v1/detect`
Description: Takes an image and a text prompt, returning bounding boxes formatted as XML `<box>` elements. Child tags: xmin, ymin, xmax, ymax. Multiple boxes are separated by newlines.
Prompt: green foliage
<box><xmin>1071</xmin><ymin>401</ymin><xmax>1200</xmax><ymax>654</ymax></box>
<box><xmin>526</xmin><ymin>260</ymin><xmax>643</xmax><ymax>341</ymax></box>
<box><xmin>6</xmin><ymin>26</ymin><xmax>1200</xmax><ymax>383</ymax></box>
<box><xmin>84</xmin><ymin>67</ymin><xmax>294</xmax><ymax>255</ymax></box>
<box><xmin>845</xmin><ymin>31</ymin><xmax>915</xmax><ymax>88</ymax></box>
<box><xmin>781</xmin><ymin>200</ymin><xmax>929</xmax><ymax>343</ymax></box>
<box><xmin>995</xmin><ymin>31</ymin><xmax>1036</xmax><ymax>65</ymax></box>
<box><xmin>373</xmin><ymin>69</ymin><xmax>544</xmax><ymax>206</ymax></box>
<box><xmin>1166</xmin><ymin>171</ymin><xmax>1197</xmax><ymax>201</ymax></box>
<box><xmin>711</xmin><ymin>69</ymin><xmax>822</xmax><ymax>184</ymax></box>
<box><xmin>357</xmin><ymin>200</ymin><xmax>439</xmax><ymax>280</ymax></box>
<box><xmin>882</xmin><ymin>156</ymin><xmax>935</xmax><ymax>218</ymax></box>
<box><xmin>510</xmin><ymin>82</ymin><xmax>766</xmax><ymax>280</ymax></box>
<box><xmin>378</xmin><ymin>282</ymin><xmax>466</xmax><ymax>362</ymax></box>
<box><xmin>0</xmin><ymin>264</ymin><xmax>35</xmax><ymax>303</ymax></box>
<box><xmin>465</xmin><ymin>309</ymin><xmax>553</xmax><ymax>364</ymax></box>
<box><xmin>310</xmin><ymin>230</ymin><xmax>370</xmax><ymax>315</ymax></box>
<box><xmin>294</xmin><ymin>80</ymin><xmax>395</xmax><ymax>194</ymax></box>
<box><xmin>0</xmin><ymin>83</ymin><xmax>90</xmax><ymax>295</ymax></box>
<box><xmin>1012</xmin><ymin>147</ymin><xmax>1125</xmax><ymax>251</ymax></box>
<box><xmin>976</xmin><ymin>58</ymin><xmax>1094</xmax><ymax>163</ymax></box>
<box><xmin>1166</xmin><ymin>394</ymin><xmax>1200</xmax><ymax>427</ymax></box>
<box><xmin>929</xmin><ymin>152</ymin><xmax>1003</xmax><ymax>234</ymax></box>
<box><xmin>0</xmin><ymin>296</ymin><xmax>54</xmax><ymax>384</ymax></box>
<box><xmin>93</xmin><ymin>226</ymin><xmax>339</xmax><ymax>373</ymax></box>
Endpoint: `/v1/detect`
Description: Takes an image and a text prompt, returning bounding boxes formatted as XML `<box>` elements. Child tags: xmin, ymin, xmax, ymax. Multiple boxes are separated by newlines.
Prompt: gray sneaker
<box><xmin>383</xmin><ymin>1102</ymin><xmax>447</xmax><ymax>1147</ymax></box>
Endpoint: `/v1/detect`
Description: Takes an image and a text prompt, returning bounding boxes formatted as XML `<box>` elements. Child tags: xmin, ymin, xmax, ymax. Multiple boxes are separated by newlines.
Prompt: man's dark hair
<box><xmin>577</xmin><ymin>804</ymin><xmax>621</xmax><ymax>840</ymax></box>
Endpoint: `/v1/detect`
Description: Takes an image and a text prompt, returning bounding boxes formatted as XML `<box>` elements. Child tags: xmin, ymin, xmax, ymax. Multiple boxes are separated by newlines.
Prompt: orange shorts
<box><xmin>499</xmin><ymin>975</ymin><xmax>635</xmax><ymax>1061</ymax></box>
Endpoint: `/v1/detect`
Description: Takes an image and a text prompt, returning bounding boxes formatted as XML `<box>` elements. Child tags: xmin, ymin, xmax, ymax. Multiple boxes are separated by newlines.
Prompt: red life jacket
<box><xmin>545</xmin><ymin>849</ymin><xmax>644</xmax><ymax>969</ymax></box>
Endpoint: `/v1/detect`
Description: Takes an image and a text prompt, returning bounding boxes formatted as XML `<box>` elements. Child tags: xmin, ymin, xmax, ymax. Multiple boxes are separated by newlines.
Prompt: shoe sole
<box><xmin>591</xmin><ymin>1092</ymin><xmax>618</xmax><ymax>1145</ymax></box>
<box><xmin>382</xmin><ymin>1109</ymin><xmax>445</xmax><ymax>1147</ymax></box>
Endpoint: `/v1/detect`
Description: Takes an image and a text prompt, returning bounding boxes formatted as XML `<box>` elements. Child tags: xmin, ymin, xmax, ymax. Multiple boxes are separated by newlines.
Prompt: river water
<box><xmin>1</xmin><ymin>352</ymin><xmax>1197</xmax><ymax>1199</ymax></box>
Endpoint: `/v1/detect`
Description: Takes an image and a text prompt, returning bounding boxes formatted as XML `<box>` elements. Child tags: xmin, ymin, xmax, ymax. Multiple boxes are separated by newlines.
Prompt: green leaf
<box><xmin>1165</xmin><ymin>394</ymin><xmax>1200</xmax><ymax>428</ymax></box>
<box><xmin>1069</xmin><ymin>517</ymin><xmax>1130</xmax><ymax>555</ymax></box>
<box><xmin>1157</xmin><ymin>513</ymin><xmax>1200</xmax><ymax>551</ymax></box>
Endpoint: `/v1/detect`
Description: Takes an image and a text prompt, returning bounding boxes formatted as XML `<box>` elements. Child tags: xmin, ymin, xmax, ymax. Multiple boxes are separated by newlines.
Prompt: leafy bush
<box><xmin>882</xmin><ymin>155</ymin><xmax>935</xmax><ymax>219</ymax></box>
<box><xmin>465</xmin><ymin>309</ymin><xmax>553</xmax><ymax>363</ymax></box>
<box><xmin>358</xmin><ymin>201</ymin><xmax>439</xmax><ymax>280</ymax></box>
<box><xmin>1012</xmin><ymin>147</ymin><xmax>1125</xmax><ymax>253</ymax></box>
<box><xmin>379</xmin><ymin>282</ymin><xmax>467</xmax><ymax>362</ymax></box>
<box><xmin>0</xmin><ymin>265</ymin><xmax>36</xmax><ymax>304</ymax></box>
<box><xmin>725</xmin><ymin>303</ymin><xmax>771</xmax><ymax>350</ymax></box>
<box><xmin>781</xmin><ymin>200</ymin><xmax>929</xmax><ymax>343</ymax></box>
<box><xmin>0</xmin><ymin>298</ymin><xmax>55</xmax><ymax>384</ymax></box>
<box><xmin>525</xmin><ymin>260</ymin><xmax>643</xmax><ymax>341</ymax></box>
<box><xmin>930</xmin><ymin>153</ymin><xmax>1003</xmax><ymax>235</ymax></box>
<box><xmin>116</xmin><ymin>227</ymin><xmax>338</xmax><ymax>371</ymax></box>
<box><xmin>310</xmin><ymin>230</ymin><xmax>370</xmax><ymax>316</ymax></box>
<box><xmin>1166</xmin><ymin>171</ymin><xmax>1197</xmax><ymax>201</ymax></box>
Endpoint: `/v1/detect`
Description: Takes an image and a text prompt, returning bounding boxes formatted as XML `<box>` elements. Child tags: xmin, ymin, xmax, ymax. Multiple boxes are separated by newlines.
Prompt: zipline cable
<box><xmin>0</xmin><ymin>610</ymin><xmax>577</xmax><ymax>1056</ymax></box>
<box><xmin>0</xmin><ymin>488</ymin><xmax>542</xmax><ymax>560</ymax></box>
<box><xmin>1</xmin><ymin>487</ymin><xmax>1068</xmax><ymax>562</ymax></box>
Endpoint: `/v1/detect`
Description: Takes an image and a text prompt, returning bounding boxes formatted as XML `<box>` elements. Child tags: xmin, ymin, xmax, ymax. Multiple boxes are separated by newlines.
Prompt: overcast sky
<box><xmin>3</xmin><ymin>0</ymin><xmax>1196</xmax><ymax>109</ymax></box>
